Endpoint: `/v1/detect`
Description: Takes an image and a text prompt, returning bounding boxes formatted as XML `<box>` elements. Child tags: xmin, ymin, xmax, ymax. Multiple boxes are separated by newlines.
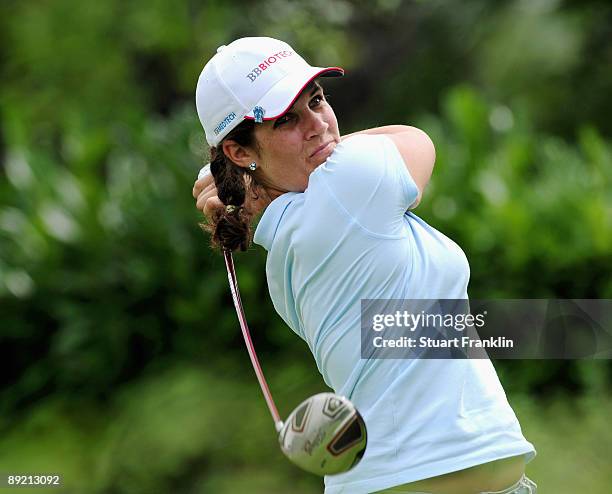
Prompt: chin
<box><xmin>310</xmin><ymin>158</ymin><xmax>327</xmax><ymax>170</ymax></box>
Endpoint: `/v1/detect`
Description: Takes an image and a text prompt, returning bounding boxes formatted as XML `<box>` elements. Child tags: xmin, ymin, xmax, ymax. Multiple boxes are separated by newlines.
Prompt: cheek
<box><xmin>261</xmin><ymin>137</ymin><xmax>303</xmax><ymax>175</ymax></box>
<box><xmin>268</xmin><ymin>139</ymin><xmax>299</xmax><ymax>161</ymax></box>
<box><xmin>325</xmin><ymin>109</ymin><xmax>340</xmax><ymax>136</ymax></box>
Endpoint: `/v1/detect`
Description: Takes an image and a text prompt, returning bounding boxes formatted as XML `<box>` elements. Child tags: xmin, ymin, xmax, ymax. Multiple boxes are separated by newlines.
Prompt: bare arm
<box><xmin>340</xmin><ymin>125</ymin><xmax>415</xmax><ymax>140</ymax></box>
<box><xmin>342</xmin><ymin>125</ymin><xmax>435</xmax><ymax>209</ymax></box>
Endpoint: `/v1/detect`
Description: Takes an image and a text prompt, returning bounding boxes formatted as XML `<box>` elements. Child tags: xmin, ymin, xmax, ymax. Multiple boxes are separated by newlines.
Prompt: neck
<box><xmin>257</xmin><ymin>178</ymin><xmax>291</xmax><ymax>203</ymax></box>
<box><xmin>247</xmin><ymin>183</ymin><xmax>286</xmax><ymax>216</ymax></box>
<box><xmin>266</xmin><ymin>187</ymin><xmax>287</xmax><ymax>202</ymax></box>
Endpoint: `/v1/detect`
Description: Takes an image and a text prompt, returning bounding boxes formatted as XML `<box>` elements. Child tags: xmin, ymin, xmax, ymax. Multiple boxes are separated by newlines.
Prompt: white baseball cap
<box><xmin>195</xmin><ymin>37</ymin><xmax>344</xmax><ymax>146</ymax></box>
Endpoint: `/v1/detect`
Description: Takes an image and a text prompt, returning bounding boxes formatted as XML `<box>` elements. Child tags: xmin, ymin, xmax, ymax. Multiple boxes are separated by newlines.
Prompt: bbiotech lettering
<box><xmin>246</xmin><ymin>51</ymin><xmax>294</xmax><ymax>82</ymax></box>
<box><xmin>213</xmin><ymin>112</ymin><xmax>236</xmax><ymax>136</ymax></box>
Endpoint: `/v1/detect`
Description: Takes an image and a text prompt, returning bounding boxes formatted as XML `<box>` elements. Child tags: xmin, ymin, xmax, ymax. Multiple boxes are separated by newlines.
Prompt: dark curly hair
<box><xmin>200</xmin><ymin>119</ymin><xmax>261</xmax><ymax>252</ymax></box>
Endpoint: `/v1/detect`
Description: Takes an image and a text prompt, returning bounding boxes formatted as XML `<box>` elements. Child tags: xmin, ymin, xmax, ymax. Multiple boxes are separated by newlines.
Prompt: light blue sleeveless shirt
<box><xmin>253</xmin><ymin>135</ymin><xmax>535</xmax><ymax>494</ymax></box>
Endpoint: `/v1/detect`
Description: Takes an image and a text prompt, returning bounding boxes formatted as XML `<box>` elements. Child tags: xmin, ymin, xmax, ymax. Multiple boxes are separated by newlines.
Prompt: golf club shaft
<box><xmin>223</xmin><ymin>249</ymin><xmax>283</xmax><ymax>432</ymax></box>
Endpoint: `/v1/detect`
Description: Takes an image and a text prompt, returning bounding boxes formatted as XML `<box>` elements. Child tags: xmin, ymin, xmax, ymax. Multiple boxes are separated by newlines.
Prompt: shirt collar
<box><xmin>253</xmin><ymin>192</ymin><xmax>299</xmax><ymax>252</ymax></box>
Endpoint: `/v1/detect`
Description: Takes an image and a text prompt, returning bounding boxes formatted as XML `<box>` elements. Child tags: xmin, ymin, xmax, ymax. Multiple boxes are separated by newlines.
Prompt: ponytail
<box><xmin>201</xmin><ymin>120</ymin><xmax>259</xmax><ymax>252</ymax></box>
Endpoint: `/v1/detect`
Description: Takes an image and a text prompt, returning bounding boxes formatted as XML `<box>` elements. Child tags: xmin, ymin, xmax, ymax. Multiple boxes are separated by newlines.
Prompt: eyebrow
<box><xmin>309</xmin><ymin>83</ymin><xmax>322</xmax><ymax>96</ymax></box>
<box><xmin>273</xmin><ymin>83</ymin><xmax>323</xmax><ymax>127</ymax></box>
<box><xmin>285</xmin><ymin>83</ymin><xmax>322</xmax><ymax>113</ymax></box>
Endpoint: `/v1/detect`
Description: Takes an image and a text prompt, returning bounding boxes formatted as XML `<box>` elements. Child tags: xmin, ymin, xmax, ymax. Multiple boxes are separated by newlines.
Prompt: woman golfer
<box><xmin>192</xmin><ymin>37</ymin><xmax>536</xmax><ymax>494</ymax></box>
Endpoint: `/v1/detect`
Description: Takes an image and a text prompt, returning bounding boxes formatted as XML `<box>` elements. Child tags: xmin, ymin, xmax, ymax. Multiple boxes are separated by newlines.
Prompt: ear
<box><xmin>222</xmin><ymin>140</ymin><xmax>258</xmax><ymax>169</ymax></box>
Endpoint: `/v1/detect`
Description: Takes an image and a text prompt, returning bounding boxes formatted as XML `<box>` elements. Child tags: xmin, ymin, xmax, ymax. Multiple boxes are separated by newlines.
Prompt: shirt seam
<box><xmin>319</xmin><ymin>174</ymin><xmax>406</xmax><ymax>240</ymax></box>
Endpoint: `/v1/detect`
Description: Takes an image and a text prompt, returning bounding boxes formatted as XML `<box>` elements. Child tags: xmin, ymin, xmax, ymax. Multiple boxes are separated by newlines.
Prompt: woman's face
<box><xmin>252</xmin><ymin>83</ymin><xmax>340</xmax><ymax>196</ymax></box>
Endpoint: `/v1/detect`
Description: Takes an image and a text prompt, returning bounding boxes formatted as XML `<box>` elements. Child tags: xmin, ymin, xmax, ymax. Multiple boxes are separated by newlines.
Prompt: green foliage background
<box><xmin>1</xmin><ymin>0</ymin><xmax>611</xmax><ymax>492</ymax></box>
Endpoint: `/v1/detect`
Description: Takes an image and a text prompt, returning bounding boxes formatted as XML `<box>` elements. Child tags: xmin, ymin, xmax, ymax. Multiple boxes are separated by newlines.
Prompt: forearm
<box><xmin>341</xmin><ymin>125</ymin><xmax>417</xmax><ymax>141</ymax></box>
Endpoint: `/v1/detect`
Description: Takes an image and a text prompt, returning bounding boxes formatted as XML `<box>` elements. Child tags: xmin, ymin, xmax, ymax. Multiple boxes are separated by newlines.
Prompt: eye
<box><xmin>310</xmin><ymin>94</ymin><xmax>324</xmax><ymax>107</ymax></box>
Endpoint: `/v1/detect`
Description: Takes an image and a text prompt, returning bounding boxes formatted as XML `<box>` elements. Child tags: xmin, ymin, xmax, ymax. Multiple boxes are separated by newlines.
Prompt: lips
<box><xmin>310</xmin><ymin>141</ymin><xmax>333</xmax><ymax>158</ymax></box>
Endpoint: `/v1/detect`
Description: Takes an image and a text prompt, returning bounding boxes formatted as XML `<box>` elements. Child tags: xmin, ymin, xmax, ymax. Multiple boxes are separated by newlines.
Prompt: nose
<box><xmin>302</xmin><ymin>109</ymin><xmax>328</xmax><ymax>140</ymax></box>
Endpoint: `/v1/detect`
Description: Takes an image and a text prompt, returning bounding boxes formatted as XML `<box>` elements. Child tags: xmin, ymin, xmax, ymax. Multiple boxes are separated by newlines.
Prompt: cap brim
<box><xmin>244</xmin><ymin>66</ymin><xmax>344</xmax><ymax>121</ymax></box>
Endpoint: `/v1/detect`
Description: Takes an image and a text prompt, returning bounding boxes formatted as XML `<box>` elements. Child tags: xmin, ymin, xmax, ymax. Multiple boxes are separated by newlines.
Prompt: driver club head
<box><xmin>278</xmin><ymin>393</ymin><xmax>367</xmax><ymax>476</ymax></box>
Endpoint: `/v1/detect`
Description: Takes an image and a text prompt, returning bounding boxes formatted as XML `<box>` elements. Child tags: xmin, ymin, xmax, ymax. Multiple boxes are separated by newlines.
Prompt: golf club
<box><xmin>222</xmin><ymin>248</ymin><xmax>367</xmax><ymax>475</ymax></box>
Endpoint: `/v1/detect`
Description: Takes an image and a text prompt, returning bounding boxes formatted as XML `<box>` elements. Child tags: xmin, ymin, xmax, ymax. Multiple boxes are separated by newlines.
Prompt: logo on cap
<box><xmin>245</xmin><ymin>50</ymin><xmax>294</xmax><ymax>83</ymax></box>
<box><xmin>213</xmin><ymin>111</ymin><xmax>237</xmax><ymax>136</ymax></box>
<box><xmin>253</xmin><ymin>106</ymin><xmax>265</xmax><ymax>123</ymax></box>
